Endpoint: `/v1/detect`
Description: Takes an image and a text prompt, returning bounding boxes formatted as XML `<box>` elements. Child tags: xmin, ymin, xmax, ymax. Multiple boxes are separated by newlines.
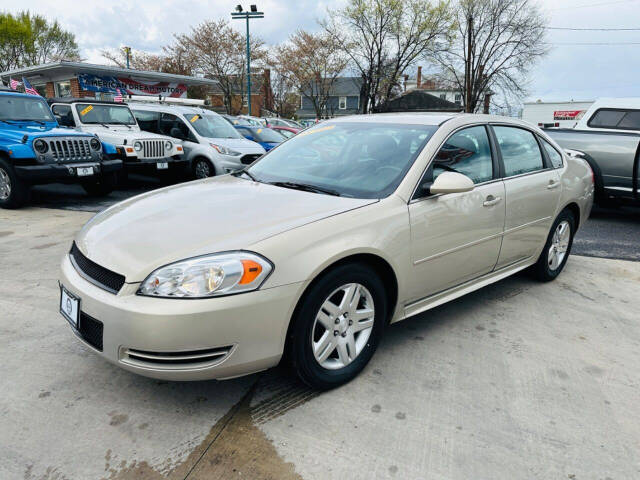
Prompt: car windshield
<box><xmin>75</xmin><ymin>104</ymin><xmax>136</xmax><ymax>125</ymax></box>
<box><xmin>252</xmin><ymin>127</ymin><xmax>285</xmax><ymax>143</ymax></box>
<box><xmin>185</xmin><ymin>113</ymin><xmax>242</xmax><ymax>139</ymax></box>
<box><xmin>0</xmin><ymin>95</ymin><xmax>55</xmax><ymax>122</ymax></box>
<box><xmin>248</xmin><ymin>122</ymin><xmax>437</xmax><ymax>199</ymax></box>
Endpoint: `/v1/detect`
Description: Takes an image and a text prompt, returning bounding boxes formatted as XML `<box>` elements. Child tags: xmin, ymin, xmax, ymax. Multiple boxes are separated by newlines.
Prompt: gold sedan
<box><xmin>59</xmin><ymin>114</ymin><xmax>594</xmax><ymax>389</ymax></box>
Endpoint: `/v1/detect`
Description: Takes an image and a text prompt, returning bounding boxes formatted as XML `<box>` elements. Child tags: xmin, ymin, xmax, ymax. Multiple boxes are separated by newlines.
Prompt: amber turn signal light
<box><xmin>239</xmin><ymin>259</ymin><xmax>262</xmax><ymax>284</ymax></box>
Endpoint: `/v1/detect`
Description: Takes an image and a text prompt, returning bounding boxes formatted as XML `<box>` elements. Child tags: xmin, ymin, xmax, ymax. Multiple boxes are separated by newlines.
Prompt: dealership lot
<box><xmin>1</xmin><ymin>206</ymin><xmax>639</xmax><ymax>479</ymax></box>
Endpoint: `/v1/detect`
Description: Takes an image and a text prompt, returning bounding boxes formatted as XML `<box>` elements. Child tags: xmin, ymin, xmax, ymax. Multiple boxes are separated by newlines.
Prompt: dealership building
<box><xmin>0</xmin><ymin>61</ymin><xmax>217</xmax><ymax>100</ymax></box>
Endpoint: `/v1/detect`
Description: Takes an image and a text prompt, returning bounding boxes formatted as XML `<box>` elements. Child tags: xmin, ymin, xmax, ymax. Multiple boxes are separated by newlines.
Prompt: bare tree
<box><xmin>322</xmin><ymin>0</ymin><xmax>453</xmax><ymax>113</ymax></box>
<box><xmin>273</xmin><ymin>30</ymin><xmax>348</xmax><ymax>119</ymax></box>
<box><xmin>172</xmin><ymin>19</ymin><xmax>266</xmax><ymax>114</ymax></box>
<box><xmin>435</xmin><ymin>0</ymin><xmax>548</xmax><ymax>113</ymax></box>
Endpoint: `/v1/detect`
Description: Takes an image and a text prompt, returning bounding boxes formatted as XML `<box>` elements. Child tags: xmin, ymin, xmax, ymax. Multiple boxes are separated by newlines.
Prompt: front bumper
<box><xmin>59</xmin><ymin>254</ymin><xmax>303</xmax><ymax>381</ymax></box>
<box><xmin>15</xmin><ymin>159</ymin><xmax>122</xmax><ymax>183</ymax></box>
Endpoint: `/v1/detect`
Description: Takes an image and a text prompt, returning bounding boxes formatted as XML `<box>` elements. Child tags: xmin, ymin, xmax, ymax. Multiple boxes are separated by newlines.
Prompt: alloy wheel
<box><xmin>548</xmin><ymin>220</ymin><xmax>571</xmax><ymax>271</ymax></box>
<box><xmin>195</xmin><ymin>160</ymin><xmax>212</xmax><ymax>179</ymax></box>
<box><xmin>0</xmin><ymin>167</ymin><xmax>11</xmax><ymax>201</ymax></box>
<box><xmin>311</xmin><ymin>283</ymin><xmax>375</xmax><ymax>370</ymax></box>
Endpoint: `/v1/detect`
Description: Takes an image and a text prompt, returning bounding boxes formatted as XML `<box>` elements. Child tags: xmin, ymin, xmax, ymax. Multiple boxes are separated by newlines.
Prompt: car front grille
<box><xmin>48</xmin><ymin>138</ymin><xmax>93</xmax><ymax>162</ymax></box>
<box><xmin>69</xmin><ymin>242</ymin><xmax>125</xmax><ymax>294</ymax></box>
<box><xmin>78</xmin><ymin>312</ymin><xmax>103</xmax><ymax>351</ymax></box>
<box><xmin>121</xmin><ymin>346</ymin><xmax>233</xmax><ymax>369</ymax></box>
<box><xmin>140</xmin><ymin>139</ymin><xmax>166</xmax><ymax>159</ymax></box>
<box><xmin>240</xmin><ymin>154</ymin><xmax>261</xmax><ymax>165</ymax></box>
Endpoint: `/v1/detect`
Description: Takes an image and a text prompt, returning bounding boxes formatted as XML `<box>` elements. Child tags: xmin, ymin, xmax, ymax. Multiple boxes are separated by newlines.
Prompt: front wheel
<box><xmin>530</xmin><ymin>209</ymin><xmax>576</xmax><ymax>282</ymax></box>
<box><xmin>0</xmin><ymin>158</ymin><xmax>29</xmax><ymax>209</ymax></box>
<box><xmin>288</xmin><ymin>263</ymin><xmax>387</xmax><ymax>390</ymax></box>
<box><xmin>193</xmin><ymin>158</ymin><xmax>214</xmax><ymax>179</ymax></box>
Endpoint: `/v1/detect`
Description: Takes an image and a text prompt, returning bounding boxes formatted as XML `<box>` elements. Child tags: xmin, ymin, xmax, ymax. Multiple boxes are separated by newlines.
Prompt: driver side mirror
<box><xmin>428</xmin><ymin>171</ymin><xmax>474</xmax><ymax>195</ymax></box>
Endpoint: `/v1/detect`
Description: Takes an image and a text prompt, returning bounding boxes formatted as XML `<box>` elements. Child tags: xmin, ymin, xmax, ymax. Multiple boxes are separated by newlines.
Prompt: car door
<box><xmin>491</xmin><ymin>125</ymin><xmax>562</xmax><ymax>269</ymax></box>
<box><xmin>407</xmin><ymin>124</ymin><xmax>506</xmax><ymax>302</ymax></box>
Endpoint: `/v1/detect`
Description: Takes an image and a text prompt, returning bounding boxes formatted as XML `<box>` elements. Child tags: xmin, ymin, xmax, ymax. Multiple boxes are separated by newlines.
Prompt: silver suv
<box><xmin>129</xmin><ymin>102</ymin><xmax>265</xmax><ymax>178</ymax></box>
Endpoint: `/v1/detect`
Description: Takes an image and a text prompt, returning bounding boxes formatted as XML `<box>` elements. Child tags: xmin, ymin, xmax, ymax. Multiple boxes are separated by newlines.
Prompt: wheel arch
<box><xmin>283</xmin><ymin>252</ymin><xmax>399</xmax><ymax>355</ymax></box>
<box><xmin>561</xmin><ymin>201</ymin><xmax>581</xmax><ymax>231</ymax></box>
<box><xmin>192</xmin><ymin>155</ymin><xmax>217</xmax><ymax>175</ymax></box>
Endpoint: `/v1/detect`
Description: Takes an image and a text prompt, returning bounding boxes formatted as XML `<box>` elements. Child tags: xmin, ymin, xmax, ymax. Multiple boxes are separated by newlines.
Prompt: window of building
<box><xmin>455</xmin><ymin>93</ymin><xmax>462</xmax><ymax>105</ymax></box>
<box><xmin>339</xmin><ymin>96</ymin><xmax>347</xmax><ymax>110</ymax></box>
<box><xmin>55</xmin><ymin>81</ymin><xmax>72</xmax><ymax>97</ymax></box>
<box><xmin>440</xmin><ymin>94</ymin><xmax>447</xmax><ymax>100</ymax></box>
<box><xmin>34</xmin><ymin>85</ymin><xmax>47</xmax><ymax>97</ymax></box>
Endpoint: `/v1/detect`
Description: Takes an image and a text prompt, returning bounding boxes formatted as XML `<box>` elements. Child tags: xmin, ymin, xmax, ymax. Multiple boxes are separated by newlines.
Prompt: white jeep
<box><xmin>48</xmin><ymin>99</ymin><xmax>186</xmax><ymax>178</ymax></box>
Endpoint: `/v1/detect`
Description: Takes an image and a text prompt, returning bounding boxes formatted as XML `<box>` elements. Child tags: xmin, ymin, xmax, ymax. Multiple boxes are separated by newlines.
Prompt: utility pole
<box><xmin>123</xmin><ymin>46</ymin><xmax>131</xmax><ymax>69</ymax></box>
<box><xmin>465</xmin><ymin>14</ymin><xmax>473</xmax><ymax>113</ymax></box>
<box><xmin>231</xmin><ymin>5</ymin><xmax>264</xmax><ymax>116</ymax></box>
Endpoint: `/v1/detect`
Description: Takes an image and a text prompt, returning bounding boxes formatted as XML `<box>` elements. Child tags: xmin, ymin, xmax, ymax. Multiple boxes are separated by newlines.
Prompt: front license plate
<box><xmin>77</xmin><ymin>167</ymin><xmax>94</xmax><ymax>177</ymax></box>
<box><xmin>60</xmin><ymin>285</ymin><xmax>80</xmax><ymax>329</ymax></box>
<box><xmin>157</xmin><ymin>162</ymin><xmax>168</xmax><ymax>170</ymax></box>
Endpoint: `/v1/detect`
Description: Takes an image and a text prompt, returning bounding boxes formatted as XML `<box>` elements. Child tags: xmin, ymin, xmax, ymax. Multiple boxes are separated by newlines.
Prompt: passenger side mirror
<box><xmin>428</xmin><ymin>172</ymin><xmax>474</xmax><ymax>195</ymax></box>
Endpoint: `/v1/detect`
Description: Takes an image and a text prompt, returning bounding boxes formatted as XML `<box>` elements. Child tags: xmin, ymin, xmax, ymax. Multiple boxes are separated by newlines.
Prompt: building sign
<box><xmin>78</xmin><ymin>73</ymin><xmax>187</xmax><ymax>98</ymax></box>
<box><xmin>553</xmin><ymin>110</ymin><xmax>585</xmax><ymax>121</ymax></box>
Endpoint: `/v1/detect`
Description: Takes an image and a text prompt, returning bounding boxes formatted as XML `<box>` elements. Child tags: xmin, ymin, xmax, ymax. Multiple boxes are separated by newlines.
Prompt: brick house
<box><xmin>208</xmin><ymin>69</ymin><xmax>274</xmax><ymax>116</ymax></box>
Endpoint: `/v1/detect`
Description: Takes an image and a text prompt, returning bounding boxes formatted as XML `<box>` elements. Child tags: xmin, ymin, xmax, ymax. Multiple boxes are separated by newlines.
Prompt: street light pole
<box><xmin>231</xmin><ymin>5</ymin><xmax>264</xmax><ymax>116</ymax></box>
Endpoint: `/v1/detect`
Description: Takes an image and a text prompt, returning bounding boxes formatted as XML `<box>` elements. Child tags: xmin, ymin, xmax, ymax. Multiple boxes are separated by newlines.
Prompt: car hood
<box><xmin>75</xmin><ymin>175</ymin><xmax>376</xmax><ymax>282</ymax></box>
<box><xmin>80</xmin><ymin>125</ymin><xmax>168</xmax><ymax>142</ymax></box>
<box><xmin>204</xmin><ymin>137</ymin><xmax>266</xmax><ymax>154</ymax></box>
<box><xmin>1</xmin><ymin>124</ymin><xmax>94</xmax><ymax>142</ymax></box>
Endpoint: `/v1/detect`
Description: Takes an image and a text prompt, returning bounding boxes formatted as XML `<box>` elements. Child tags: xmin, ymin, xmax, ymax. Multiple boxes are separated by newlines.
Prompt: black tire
<box><xmin>193</xmin><ymin>158</ymin><xmax>215</xmax><ymax>179</ymax></box>
<box><xmin>81</xmin><ymin>172</ymin><xmax>116</xmax><ymax>197</ymax></box>
<box><xmin>288</xmin><ymin>263</ymin><xmax>387</xmax><ymax>390</ymax></box>
<box><xmin>0</xmin><ymin>157</ymin><xmax>29</xmax><ymax>209</ymax></box>
<box><xmin>529</xmin><ymin>209</ymin><xmax>576</xmax><ymax>282</ymax></box>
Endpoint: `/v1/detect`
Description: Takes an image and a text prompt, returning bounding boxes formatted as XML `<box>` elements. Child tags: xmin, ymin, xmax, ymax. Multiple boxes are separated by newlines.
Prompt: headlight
<box><xmin>33</xmin><ymin>139</ymin><xmax>48</xmax><ymax>153</ymax></box>
<box><xmin>134</xmin><ymin>141</ymin><xmax>143</xmax><ymax>152</ymax></box>
<box><xmin>164</xmin><ymin>140</ymin><xmax>173</xmax><ymax>151</ymax></box>
<box><xmin>138</xmin><ymin>251</ymin><xmax>273</xmax><ymax>298</ymax></box>
<box><xmin>90</xmin><ymin>138</ymin><xmax>101</xmax><ymax>150</ymax></box>
<box><xmin>210</xmin><ymin>143</ymin><xmax>240</xmax><ymax>156</ymax></box>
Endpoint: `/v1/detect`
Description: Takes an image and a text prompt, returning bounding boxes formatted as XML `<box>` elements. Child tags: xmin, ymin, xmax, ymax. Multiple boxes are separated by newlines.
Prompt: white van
<box><xmin>129</xmin><ymin>102</ymin><xmax>265</xmax><ymax>178</ymax></box>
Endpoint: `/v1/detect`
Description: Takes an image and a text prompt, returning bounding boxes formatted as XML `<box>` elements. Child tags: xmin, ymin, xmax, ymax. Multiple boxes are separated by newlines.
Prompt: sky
<box><xmin>6</xmin><ymin>0</ymin><xmax>640</xmax><ymax>103</ymax></box>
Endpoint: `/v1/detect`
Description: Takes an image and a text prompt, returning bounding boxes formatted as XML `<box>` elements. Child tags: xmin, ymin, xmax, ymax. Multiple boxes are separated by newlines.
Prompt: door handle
<box><xmin>483</xmin><ymin>195</ymin><xmax>502</xmax><ymax>207</ymax></box>
<box><xmin>547</xmin><ymin>180</ymin><xmax>560</xmax><ymax>190</ymax></box>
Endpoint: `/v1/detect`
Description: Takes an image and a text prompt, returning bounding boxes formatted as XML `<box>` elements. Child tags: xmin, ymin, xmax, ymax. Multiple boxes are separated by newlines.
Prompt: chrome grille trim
<box><xmin>140</xmin><ymin>139</ymin><xmax>166</xmax><ymax>159</ymax></box>
<box><xmin>120</xmin><ymin>345</ymin><xmax>234</xmax><ymax>370</ymax></box>
<box><xmin>46</xmin><ymin>137</ymin><xmax>94</xmax><ymax>162</ymax></box>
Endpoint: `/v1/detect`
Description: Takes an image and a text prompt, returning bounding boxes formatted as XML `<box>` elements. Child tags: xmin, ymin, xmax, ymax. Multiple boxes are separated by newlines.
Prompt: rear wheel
<box><xmin>530</xmin><ymin>209</ymin><xmax>576</xmax><ymax>282</ymax></box>
<box><xmin>289</xmin><ymin>263</ymin><xmax>387</xmax><ymax>390</ymax></box>
<box><xmin>81</xmin><ymin>172</ymin><xmax>116</xmax><ymax>197</ymax></box>
<box><xmin>0</xmin><ymin>158</ymin><xmax>29</xmax><ymax>209</ymax></box>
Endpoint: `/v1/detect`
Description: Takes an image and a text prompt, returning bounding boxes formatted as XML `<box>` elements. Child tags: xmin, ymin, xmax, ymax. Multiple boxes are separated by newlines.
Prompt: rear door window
<box><xmin>588</xmin><ymin>109</ymin><xmax>640</xmax><ymax>130</ymax></box>
<box><xmin>493</xmin><ymin>126</ymin><xmax>544</xmax><ymax>177</ymax></box>
<box><xmin>541</xmin><ymin>139</ymin><xmax>563</xmax><ymax>168</ymax></box>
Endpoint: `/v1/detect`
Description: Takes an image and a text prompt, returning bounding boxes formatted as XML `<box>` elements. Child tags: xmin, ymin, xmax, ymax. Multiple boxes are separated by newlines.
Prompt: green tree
<box><xmin>0</xmin><ymin>11</ymin><xmax>79</xmax><ymax>72</ymax></box>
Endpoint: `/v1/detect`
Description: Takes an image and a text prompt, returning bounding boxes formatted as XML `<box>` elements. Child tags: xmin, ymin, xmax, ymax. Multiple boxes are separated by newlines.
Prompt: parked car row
<box><xmin>0</xmin><ymin>89</ymin><xmax>303</xmax><ymax>208</ymax></box>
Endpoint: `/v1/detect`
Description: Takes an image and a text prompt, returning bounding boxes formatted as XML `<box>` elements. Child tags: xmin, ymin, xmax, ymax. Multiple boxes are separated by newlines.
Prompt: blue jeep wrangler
<box><xmin>0</xmin><ymin>88</ymin><xmax>122</xmax><ymax>209</ymax></box>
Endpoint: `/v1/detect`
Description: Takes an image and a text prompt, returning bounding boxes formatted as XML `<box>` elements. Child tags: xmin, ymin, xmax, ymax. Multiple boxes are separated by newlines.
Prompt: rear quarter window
<box><xmin>541</xmin><ymin>139</ymin><xmax>563</xmax><ymax>168</ymax></box>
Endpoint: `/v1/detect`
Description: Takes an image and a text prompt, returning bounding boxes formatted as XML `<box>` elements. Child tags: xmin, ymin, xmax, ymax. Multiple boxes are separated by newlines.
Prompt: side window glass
<box><xmin>433</xmin><ymin>126</ymin><xmax>493</xmax><ymax>184</ymax></box>
<box><xmin>133</xmin><ymin>110</ymin><xmax>160</xmax><ymax>134</ymax></box>
<box><xmin>52</xmin><ymin>105</ymin><xmax>75</xmax><ymax>127</ymax></box>
<box><xmin>618</xmin><ymin>111</ymin><xmax>640</xmax><ymax>129</ymax></box>
<box><xmin>494</xmin><ymin>126</ymin><xmax>544</xmax><ymax>177</ymax></box>
<box><xmin>542</xmin><ymin>139</ymin><xmax>563</xmax><ymax>168</ymax></box>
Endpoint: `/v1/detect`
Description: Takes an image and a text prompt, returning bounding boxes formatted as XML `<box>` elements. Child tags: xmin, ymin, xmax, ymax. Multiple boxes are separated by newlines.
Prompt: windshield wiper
<box><xmin>233</xmin><ymin>169</ymin><xmax>259</xmax><ymax>182</ymax></box>
<box><xmin>268</xmin><ymin>181</ymin><xmax>341</xmax><ymax>196</ymax></box>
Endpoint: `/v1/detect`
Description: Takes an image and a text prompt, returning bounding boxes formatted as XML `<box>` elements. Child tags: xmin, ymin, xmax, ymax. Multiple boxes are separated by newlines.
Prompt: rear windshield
<box><xmin>75</xmin><ymin>104</ymin><xmax>137</xmax><ymax>125</ymax></box>
<box><xmin>588</xmin><ymin>108</ymin><xmax>640</xmax><ymax>130</ymax></box>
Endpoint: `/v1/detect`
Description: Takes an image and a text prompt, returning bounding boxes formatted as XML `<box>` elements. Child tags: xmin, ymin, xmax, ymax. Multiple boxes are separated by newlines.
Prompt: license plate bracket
<box><xmin>77</xmin><ymin>166</ymin><xmax>94</xmax><ymax>177</ymax></box>
<box><xmin>157</xmin><ymin>162</ymin><xmax>168</xmax><ymax>170</ymax></box>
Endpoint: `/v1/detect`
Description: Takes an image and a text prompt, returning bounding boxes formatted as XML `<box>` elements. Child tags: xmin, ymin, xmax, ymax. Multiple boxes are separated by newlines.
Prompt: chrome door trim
<box><xmin>503</xmin><ymin>216</ymin><xmax>552</xmax><ymax>235</ymax></box>
<box><xmin>413</xmin><ymin>231</ymin><xmax>504</xmax><ymax>265</ymax></box>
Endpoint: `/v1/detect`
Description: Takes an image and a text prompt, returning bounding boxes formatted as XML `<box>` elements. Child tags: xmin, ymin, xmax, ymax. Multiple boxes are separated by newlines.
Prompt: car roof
<box><xmin>324</xmin><ymin>112</ymin><xmax>536</xmax><ymax>128</ymax></box>
<box><xmin>0</xmin><ymin>90</ymin><xmax>43</xmax><ymax>99</ymax></box>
